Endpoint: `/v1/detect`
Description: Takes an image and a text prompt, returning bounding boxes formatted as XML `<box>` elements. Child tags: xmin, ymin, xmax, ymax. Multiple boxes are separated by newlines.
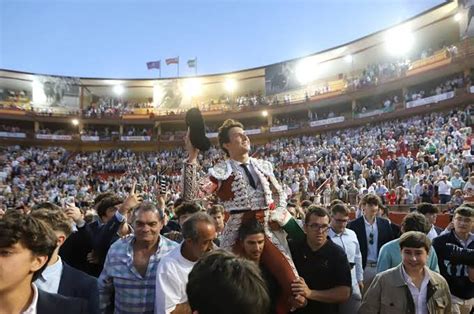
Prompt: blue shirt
<box><xmin>34</xmin><ymin>256</ymin><xmax>64</xmax><ymax>294</ymax></box>
<box><xmin>328</xmin><ymin>228</ymin><xmax>364</xmax><ymax>288</ymax></box>
<box><xmin>364</xmin><ymin>216</ymin><xmax>379</xmax><ymax>262</ymax></box>
<box><xmin>98</xmin><ymin>235</ymin><xmax>178</xmax><ymax>314</ymax></box>
<box><xmin>376</xmin><ymin>238</ymin><xmax>439</xmax><ymax>273</ymax></box>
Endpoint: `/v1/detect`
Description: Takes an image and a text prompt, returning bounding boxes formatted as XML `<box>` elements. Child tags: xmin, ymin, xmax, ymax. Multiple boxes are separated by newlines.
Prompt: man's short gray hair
<box><xmin>182</xmin><ymin>212</ymin><xmax>215</xmax><ymax>241</ymax></box>
<box><xmin>133</xmin><ymin>201</ymin><xmax>164</xmax><ymax>221</ymax></box>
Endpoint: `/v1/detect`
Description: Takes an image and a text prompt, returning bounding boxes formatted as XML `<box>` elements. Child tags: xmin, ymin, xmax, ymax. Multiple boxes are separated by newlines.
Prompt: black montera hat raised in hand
<box><xmin>185</xmin><ymin>108</ymin><xmax>211</xmax><ymax>151</ymax></box>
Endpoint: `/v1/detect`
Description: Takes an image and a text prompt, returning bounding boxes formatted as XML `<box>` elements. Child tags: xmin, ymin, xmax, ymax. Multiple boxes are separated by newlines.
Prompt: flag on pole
<box><xmin>146</xmin><ymin>61</ymin><xmax>161</xmax><ymax>70</ymax></box>
<box><xmin>166</xmin><ymin>57</ymin><xmax>179</xmax><ymax>65</ymax></box>
<box><xmin>187</xmin><ymin>58</ymin><xmax>197</xmax><ymax>68</ymax></box>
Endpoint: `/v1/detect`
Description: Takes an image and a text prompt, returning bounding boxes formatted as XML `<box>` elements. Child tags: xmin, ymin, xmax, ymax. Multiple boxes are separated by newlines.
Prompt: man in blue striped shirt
<box><xmin>99</xmin><ymin>202</ymin><xmax>178</xmax><ymax>313</ymax></box>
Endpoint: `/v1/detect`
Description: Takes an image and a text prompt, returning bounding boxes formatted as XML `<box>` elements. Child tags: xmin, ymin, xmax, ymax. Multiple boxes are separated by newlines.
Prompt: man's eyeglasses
<box><xmin>307</xmin><ymin>223</ymin><xmax>330</xmax><ymax>232</ymax></box>
<box><xmin>368</xmin><ymin>232</ymin><xmax>374</xmax><ymax>245</ymax></box>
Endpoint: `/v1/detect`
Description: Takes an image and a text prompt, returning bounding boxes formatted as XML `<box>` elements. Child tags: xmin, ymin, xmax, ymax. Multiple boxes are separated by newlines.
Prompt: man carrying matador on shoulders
<box><xmin>182</xmin><ymin>109</ymin><xmax>305</xmax><ymax>313</ymax></box>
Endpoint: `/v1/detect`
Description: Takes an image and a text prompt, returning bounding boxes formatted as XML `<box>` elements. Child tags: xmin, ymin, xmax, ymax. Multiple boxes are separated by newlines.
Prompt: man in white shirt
<box><xmin>328</xmin><ymin>203</ymin><xmax>364</xmax><ymax>314</ymax></box>
<box><xmin>463</xmin><ymin>176</ymin><xmax>474</xmax><ymax>192</ymax></box>
<box><xmin>155</xmin><ymin>212</ymin><xmax>216</xmax><ymax>314</ymax></box>
<box><xmin>416</xmin><ymin>203</ymin><xmax>443</xmax><ymax>240</ymax></box>
<box><xmin>436</xmin><ymin>176</ymin><xmax>452</xmax><ymax>204</ymax></box>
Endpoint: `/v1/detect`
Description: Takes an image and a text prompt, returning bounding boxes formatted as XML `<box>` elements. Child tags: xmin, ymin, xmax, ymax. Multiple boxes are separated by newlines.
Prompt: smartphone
<box><xmin>62</xmin><ymin>196</ymin><xmax>75</xmax><ymax>207</ymax></box>
<box><xmin>157</xmin><ymin>166</ymin><xmax>169</xmax><ymax>194</ymax></box>
<box><xmin>136</xmin><ymin>184</ymin><xmax>143</xmax><ymax>193</ymax></box>
<box><xmin>157</xmin><ymin>176</ymin><xmax>168</xmax><ymax>194</ymax></box>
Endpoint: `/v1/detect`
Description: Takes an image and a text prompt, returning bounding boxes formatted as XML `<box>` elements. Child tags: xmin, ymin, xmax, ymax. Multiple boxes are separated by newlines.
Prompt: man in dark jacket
<box><xmin>31</xmin><ymin>209</ymin><xmax>99</xmax><ymax>314</ymax></box>
<box><xmin>60</xmin><ymin>190</ymin><xmax>141</xmax><ymax>277</ymax></box>
<box><xmin>348</xmin><ymin>194</ymin><xmax>394</xmax><ymax>291</ymax></box>
<box><xmin>433</xmin><ymin>206</ymin><xmax>474</xmax><ymax>314</ymax></box>
<box><xmin>0</xmin><ymin>212</ymin><xmax>88</xmax><ymax>314</ymax></box>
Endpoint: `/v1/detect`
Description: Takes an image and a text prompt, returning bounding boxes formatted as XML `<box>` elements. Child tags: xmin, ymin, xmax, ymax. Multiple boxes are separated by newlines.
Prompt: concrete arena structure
<box><xmin>0</xmin><ymin>0</ymin><xmax>473</xmax><ymax>151</ymax></box>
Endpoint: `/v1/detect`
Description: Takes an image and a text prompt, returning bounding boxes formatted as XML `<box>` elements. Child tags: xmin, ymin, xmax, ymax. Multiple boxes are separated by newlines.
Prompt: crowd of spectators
<box><xmin>81</xmin><ymin>127</ymin><xmax>119</xmax><ymax>139</ymax></box>
<box><xmin>0</xmin><ymin>105</ymin><xmax>472</xmax><ymax>213</ymax></box>
<box><xmin>0</xmin><ymin>103</ymin><xmax>473</xmax><ymax>314</ymax></box>
<box><xmin>0</xmin><ymin>88</ymin><xmax>29</xmax><ymax>103</ymax></box>
<box><xmin>0</xmin><ymin>124</ymin><xmax>24</xmax><ymax>133</ymax></box>
<box><xmin>123</xmin><ymin>127</ymin><xmax>153</xmax><ymax>137</ymax></box>
<box><xmin>405</xmin><ymin>74</ymin><xmax>465</xmax><ymax>102</ymax></box>
<box><xmin>1</xmin><ymin>43</ymin><xmax>469</xmax><ymax>122</ymax></box>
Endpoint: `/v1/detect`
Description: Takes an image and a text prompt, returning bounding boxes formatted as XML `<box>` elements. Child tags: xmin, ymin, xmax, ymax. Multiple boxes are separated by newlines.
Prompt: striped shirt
<box><xmin>98</xmin><ymin>235</ymin><xmax>178</xmax><ymax>314</ymax></box>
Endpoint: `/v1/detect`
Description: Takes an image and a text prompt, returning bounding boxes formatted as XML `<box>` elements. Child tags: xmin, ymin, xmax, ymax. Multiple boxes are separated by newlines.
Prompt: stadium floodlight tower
<box><xmin>225</xmin><ymin>78</ymin><xmax>237</xmax><ymax>105</ymax></box>
<box><xmin>385</xmin><ymin>25</ymin><xmax>414</xmax><ymax>56</ymax></box>
<box><xmin>295</xmin><ymin>58</ymin><xmax>315</xmax><ymax>85</ymax></box>
<box><xmin>225</xmin><ymin>78</ymin><xmax>237</xmax><ymax>93</ymax></box>
<box><xmin>344</xmin><ymin>54</ymin><xmax>354</xmax><ymax>76</ymax></box>
<box><xmin>113</xmin><ymin>85</ymin><xmax>125</xmax><ymax>96</ymax></box>
<box><xmin>184</xmin><ymin>78</ymin><xmax>202</xmax><ymax>106</ymax></box>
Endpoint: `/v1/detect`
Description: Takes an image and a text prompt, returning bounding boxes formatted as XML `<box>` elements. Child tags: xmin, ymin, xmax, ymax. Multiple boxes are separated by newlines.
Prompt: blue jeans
<box><xmin>440</xmin><ymin>194</ymin><xmax>451</xmax><ymax>204</ymax></box>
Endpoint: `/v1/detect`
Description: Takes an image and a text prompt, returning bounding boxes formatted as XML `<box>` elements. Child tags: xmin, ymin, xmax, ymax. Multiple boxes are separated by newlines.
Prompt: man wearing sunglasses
<box><xmin>290</xmin><ymin>206</ymin><xmax>352</xmax><ymax>314</ymax></box>
<box><xmin>348</xmin><ymin>194</ymin><xmax>394</xmax><ymax>292</ymax></box>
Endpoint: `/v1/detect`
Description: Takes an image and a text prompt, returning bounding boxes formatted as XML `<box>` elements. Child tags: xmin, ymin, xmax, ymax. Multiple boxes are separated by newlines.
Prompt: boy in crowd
<box><xmin>360</xmin><ymin>231</ymin><xmax>451</xmax><ymax>314</ymax></box>
<box><xmin>0</xmin><ymin>212</ymin><xmax>87</xmax><ymax>314</ymax></box>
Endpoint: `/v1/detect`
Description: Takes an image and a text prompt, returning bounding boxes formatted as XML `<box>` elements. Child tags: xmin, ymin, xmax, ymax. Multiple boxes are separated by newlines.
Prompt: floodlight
<box><xmin>262</xmin><ymin>110</ymin><xmax>268</xmax><ymax>117</ymax></box>
<box><xmin>225</xmin><ymin>79</ymin><xmax>237</xmax><ymax>93</ymax></box>
<box><xmin>385</xmin><ymin>26</ymin><xmax>414</xmax><ymax>56</ymax></box>
<box><xmin>32</xmin><ymin>80</ymin><xmax>47</xmax><ymax>104</ymax></box>
<box><xmin>454</xmin><ymin>13</ymin><xmax>462</xmax><ymax>22</ymax></box>
<box><xmin>113</xmin><ymin>85</ymin><xmax>124</xmax><ymax>96</ymax></box>
<box><xmin>72</xmin><ymin>119</ymin><xmax>79</xmax><ymax>126</ymax></box>
<box><xmin>295</xmin><ymin>59</ymin><xmax>315</xmax><ymax>85</ymax></box>
<box><xmin>184</xmin><ymin>79</ymin><xmax>202</xmax><ymax>97</ymax></box>
<box><xmin>343</xmin><ymin>55</ymin><xmax>353</xmax><ymax>63</ymax></box>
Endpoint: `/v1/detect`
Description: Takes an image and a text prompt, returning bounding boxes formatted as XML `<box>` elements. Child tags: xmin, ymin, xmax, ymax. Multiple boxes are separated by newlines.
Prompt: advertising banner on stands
<box><xmin>36</xmin><ymin>134</ymin><xmax>72</xmax><ymax>140</ymax></box>
<box><xmin>120</xmin><ymin>136</ymin><xmax>151</xmax><ymax>141</ymax></box>
<box><xmin>270</xmin><ymin>125</ymin><xmax>288</xmax><ymax>133</ymax></box>
<box><xmin>406</xmin><ymin>91</ymin><xmax>455</xmax><ymax>109</ymax></box>
<box><xmin>81</xmin><ymin>136</ymin><xmax>100</xmax><ymax>141</ymax></box>
<box><xmin>0</xmin><ymin>132</ymin><xmax>26</xmax><ymax>138</ymax></box>
<box><xmin>309</xmin><ymin>116</ymin><xmax>345</xmax><ymax>127</ymax></box>
<box><xmin>245</xmin><ymin>128</ymin><xmax>262</xmax><ymax>135</ymax></box>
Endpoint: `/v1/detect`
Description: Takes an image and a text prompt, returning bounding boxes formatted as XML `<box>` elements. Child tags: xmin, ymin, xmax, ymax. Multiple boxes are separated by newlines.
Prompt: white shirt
<box><xmin>329</xmin><ymin>227</ymin><xmax>364</xmax><ymax>289</ymax></box>
<box><xmin>401</xmin><ymin>265</ymin><xmax>430</xmax><ymax>314</ymax></box>
<box><xmin>22</xmin><ymin>284</ymin><xmax>39</xmax><ymax>314</ymax></box>
<box><xmin>454</xmin><ymin>232</ymin><xmax>474</xmax><ymax>248</ymax></box>
<box><xmin>34</xmin><ymin>256</ymin><xmax>63</xmax><ymax>294</ymax></box>
<box><xmin>463</xmin><ymin>181</ymin><xmax>474</xmax><ymax>192</ymax></box>
<box><xmin>436</xmin><ymin>181</ymin><xmax>452</xmax><ymax>196</ymax></box>
<box><xmin>427</xmin><ymin>225</ymin><xmax>439</xmax><ymax>241</ymax></box>
<box><xmin>363</xmin><ymin>216</ymin><xmax>379</xmax><ymax>263</ymax></box>
<box><xmin>155</xmin><ymin>244</ymin><xmax>196</xmax><ymax>314</ymax></box>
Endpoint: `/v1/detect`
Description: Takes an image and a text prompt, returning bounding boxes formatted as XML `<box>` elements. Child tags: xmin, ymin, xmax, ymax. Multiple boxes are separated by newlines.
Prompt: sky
<box><xmin>0</xmin><ymin>0</ymin><xmax>446</xmax><ymax>79</ymax></box>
